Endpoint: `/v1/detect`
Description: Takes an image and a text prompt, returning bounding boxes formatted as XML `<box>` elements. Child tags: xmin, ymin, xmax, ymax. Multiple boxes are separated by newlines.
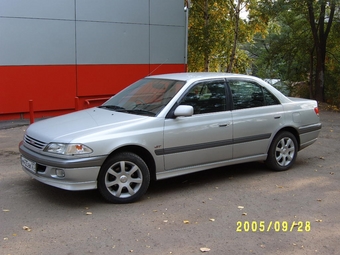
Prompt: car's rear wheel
<box><xmin>266</xmin><ymin>131</ymin><xmax>298</xmax><ymax>171</ymax></box>
<box><xmin>97</xmin><ymin>152</ymin><xmax>150</xmax><ymax>203</ymax></box>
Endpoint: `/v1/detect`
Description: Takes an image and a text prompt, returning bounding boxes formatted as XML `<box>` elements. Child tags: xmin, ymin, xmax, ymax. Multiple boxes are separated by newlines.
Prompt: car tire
<box><xmin>265</xmin><ymin>131</ymin><xmax>298</xmax><ymax>171</ymax></box>
<box><xmin>97</xmin><ymin>152</ymin><xmax>150</xmax><ymax>203</ymax></box>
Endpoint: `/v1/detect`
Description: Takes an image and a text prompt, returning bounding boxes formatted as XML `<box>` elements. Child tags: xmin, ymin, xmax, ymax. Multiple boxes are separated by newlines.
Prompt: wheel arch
<box><xmin>100</xmin><ymin>145</ymin><xmax>157</xmax><ymax>181</ymax></box>
<box><xmin>273</xmin><ymin>126</ymin><xmax>300</xmax><ymax>151</ymax></box>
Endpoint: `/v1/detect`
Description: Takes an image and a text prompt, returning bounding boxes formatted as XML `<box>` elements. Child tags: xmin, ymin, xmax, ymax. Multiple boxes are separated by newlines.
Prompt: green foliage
<box><xmin>324</xmin><ymin>14</ymin><xmax>340</xmax><ymax>106</ymax></box>
<box><xmin>188</xmin><ymin>0</ymin><xmax>263</xmax><ymax>72</ymax></box>
<box><xmin>187</xmin><ymin>0</ymin><xmax>340</xmax><ymax>106</ymax></box>
<box><xmin>247</xmin><ymin>12</ymin><xmax>312</xmax><ymax>82</ymax></box>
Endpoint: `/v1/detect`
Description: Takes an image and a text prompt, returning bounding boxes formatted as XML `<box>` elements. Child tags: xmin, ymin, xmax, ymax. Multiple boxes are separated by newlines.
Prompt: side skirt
<box><xmin>156</xmin><ymin>154</ymin><xmax>267</xmax><ymax>180</ymax></box>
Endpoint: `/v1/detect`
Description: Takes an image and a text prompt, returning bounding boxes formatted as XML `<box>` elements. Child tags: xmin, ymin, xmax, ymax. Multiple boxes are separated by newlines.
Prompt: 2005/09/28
<box><xmin>236</xmin><ymin>221</ymin><xmax>311</xmax><ymax>232</ymax></box>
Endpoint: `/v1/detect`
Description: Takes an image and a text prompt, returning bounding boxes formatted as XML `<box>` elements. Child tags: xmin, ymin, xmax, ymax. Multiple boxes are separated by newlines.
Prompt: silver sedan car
<box><xmin>19</xmin><ymin>73</ymin><xmax>321</xmax><ymax>203</ymax></box>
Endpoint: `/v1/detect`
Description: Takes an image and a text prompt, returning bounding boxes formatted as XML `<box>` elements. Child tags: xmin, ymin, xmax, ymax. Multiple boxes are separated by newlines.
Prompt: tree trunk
<box><xmin>306</xmin><ymin>0</ymin><xmax>335</xmax><ymax>102</ymax></box>
<box><xmin>204</xmin><ymin>0</ymin><xmax>210</xmax><ymax>72</ymax></box>
<box><xmin>309</xmin><ymin>48</ymin><xmax>315</xmax><ymax>99</ymax></box>
<box><xmin>227</xmin><ymin>0</ymin><xmax>242</xmax><ymax>73</ymax></box>
<box><xmin>314</xmin><ymin>49</ymin><xmax>325</xmax><ymax>101</ymax></box>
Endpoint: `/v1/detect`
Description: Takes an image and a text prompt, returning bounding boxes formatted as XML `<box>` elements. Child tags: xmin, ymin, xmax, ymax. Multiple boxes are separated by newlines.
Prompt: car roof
<box><xmin>147</xmin><ymin>72</ymin><xmax>291</xmax><ymax>104</ymax></box>
<box><xmin>147</xmin><ymin>72</ymin><xmax>255</xmax><ymax>82</ymax></box>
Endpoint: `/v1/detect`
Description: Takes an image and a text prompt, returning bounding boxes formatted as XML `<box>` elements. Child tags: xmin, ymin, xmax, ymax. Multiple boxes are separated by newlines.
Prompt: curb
<box><xmin>0</xmin><ymin>120</ymin><xmax>30</xmax><ymax>130</ymax></box>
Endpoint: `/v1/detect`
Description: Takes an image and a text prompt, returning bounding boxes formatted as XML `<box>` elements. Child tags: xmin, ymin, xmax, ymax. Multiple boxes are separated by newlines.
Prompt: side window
<box><xmin>263</xmin><ymin>87</ymin><xmax>280</xmax><ymax>105</ymax></box>
<box><xmin>180</xmin><ymin>80</ymin><xmax>226</xmax><ymax>114</ymax></box>
<box><xmin>229</xmin><ymin>80</ymin><xmax>279</xmax><ymax>110</ymax></box>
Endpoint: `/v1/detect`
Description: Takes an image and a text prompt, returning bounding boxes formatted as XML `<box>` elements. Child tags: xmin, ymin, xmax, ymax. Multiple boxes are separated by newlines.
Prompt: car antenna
<box><xmin>148</xmin><ymin>58</ymin><xmax>168</xmax><ymax>76</ymax></box>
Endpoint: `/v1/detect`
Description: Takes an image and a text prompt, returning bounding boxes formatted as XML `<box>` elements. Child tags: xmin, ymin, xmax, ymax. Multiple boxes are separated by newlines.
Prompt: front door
<box><xmin>163</xmin><ymin>80</ymin><xmax>233</xmax><ymax>171</ymax></box>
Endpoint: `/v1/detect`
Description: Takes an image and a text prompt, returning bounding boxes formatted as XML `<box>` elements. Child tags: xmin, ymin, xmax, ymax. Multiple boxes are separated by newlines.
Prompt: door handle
<box><xmin>219</xmin><ymin>123</ymin><xmax>231</xmax><ymax>127</ymax></box>
<box><xmin>274</xmin><ymin>116</ymin><xmax>281</xmax><ymax>119</ymax></box>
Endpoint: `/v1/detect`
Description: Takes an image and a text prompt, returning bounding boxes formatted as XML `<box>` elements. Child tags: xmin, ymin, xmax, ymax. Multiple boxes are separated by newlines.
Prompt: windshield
<box><xmin>100</xmin><ymin>78</ymin><xmax>185</xmax><ymax>116</ymax></box>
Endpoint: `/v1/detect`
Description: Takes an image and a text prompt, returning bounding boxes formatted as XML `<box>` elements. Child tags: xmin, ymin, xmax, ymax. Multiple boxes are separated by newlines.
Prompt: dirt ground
<box><xmin>0</xmin><ymin>109</ymin><xmax>339</xmax><ymax>255</ymax></box>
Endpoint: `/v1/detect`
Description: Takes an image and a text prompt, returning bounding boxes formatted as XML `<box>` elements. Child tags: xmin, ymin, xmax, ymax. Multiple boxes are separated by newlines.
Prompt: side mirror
<box><xmin>174</xmin><ymin>105</ymin><xmax>194</xmax><ymax>117</ymax></box>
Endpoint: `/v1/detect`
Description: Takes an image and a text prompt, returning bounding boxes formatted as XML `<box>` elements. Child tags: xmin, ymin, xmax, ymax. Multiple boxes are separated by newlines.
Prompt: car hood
<box><xmin>25</xmin><ymin>108</ymin><xmax>150</xmax><ymax>143</ymax></box>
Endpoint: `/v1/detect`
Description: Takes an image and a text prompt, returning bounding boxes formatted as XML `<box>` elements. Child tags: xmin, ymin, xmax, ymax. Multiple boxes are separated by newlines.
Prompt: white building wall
<box><xmin>0</xmin><ymin>0</ymin><xmax>186</xmax><ymax>66</ymax></box>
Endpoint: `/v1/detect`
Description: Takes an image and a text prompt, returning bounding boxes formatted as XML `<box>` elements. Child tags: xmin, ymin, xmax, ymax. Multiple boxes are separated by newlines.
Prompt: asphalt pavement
<box><xmin>1</xmin><ymin>110</ymin><xmax>339</xmax><ymax>255</ymax></box>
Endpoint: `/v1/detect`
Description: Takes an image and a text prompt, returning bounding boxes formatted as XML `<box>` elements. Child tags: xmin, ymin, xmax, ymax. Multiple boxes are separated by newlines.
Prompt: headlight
<box><xmin>44</xmin><ymin>143</ymin><xmax>93</xmax><ymax>155</ymax></box>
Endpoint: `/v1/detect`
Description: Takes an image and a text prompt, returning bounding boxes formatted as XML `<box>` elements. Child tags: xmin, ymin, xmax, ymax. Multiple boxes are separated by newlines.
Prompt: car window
<box><xmin>263</xmin><ymin>87</ymin><xmax>280</xmax><ymax>105</ymax></box>
<box><xmin>229</xmin><ymin>80</ymin><xmax>279</xmax><ymax>110</ymax></box>
<box><xmin>102</xmin><ymin>78</ymin><xmax>185</xmax><ymax>116</ymax></box>
<box><xmin>179</xmin><ymin>80</ymin><xmax>226</xmax><ymax>114</ymax></box>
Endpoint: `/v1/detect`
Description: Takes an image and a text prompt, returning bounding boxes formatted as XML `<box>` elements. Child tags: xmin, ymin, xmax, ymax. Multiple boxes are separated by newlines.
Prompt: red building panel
<box><xmin>0</xmin><ymin>64</ymin><xmax>186</xmax><ymax>120</ymax></box>
<box><xmin>77</xmin><ymin>64</ymin><xmax>186</xmax><ymax>97</ymax></box>
<box><xmin>1</xmin><ymin>65</ymin><xmax>76</xmax><ymax>114</ymax></box>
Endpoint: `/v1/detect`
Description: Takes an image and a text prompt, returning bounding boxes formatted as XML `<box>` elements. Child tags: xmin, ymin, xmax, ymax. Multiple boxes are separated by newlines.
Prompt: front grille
<box><xmin>24</xmin><ymin>135</ymin><xmax>47</xmax><ymax>150</ymax></box>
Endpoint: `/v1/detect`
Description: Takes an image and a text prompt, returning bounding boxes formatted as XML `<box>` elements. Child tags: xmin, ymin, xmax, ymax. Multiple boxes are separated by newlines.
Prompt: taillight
<box><xmin>314</xmin><ymin>107</ymin><xmax>319</xmax><ymax>115</ymax></box>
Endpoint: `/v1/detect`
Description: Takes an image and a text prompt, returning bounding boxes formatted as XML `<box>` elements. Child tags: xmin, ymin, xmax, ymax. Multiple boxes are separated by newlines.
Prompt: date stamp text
<box><xmin>236</xmin><ymin>221</ymin><xmax>311</xmax><ymax>232</ymax></box>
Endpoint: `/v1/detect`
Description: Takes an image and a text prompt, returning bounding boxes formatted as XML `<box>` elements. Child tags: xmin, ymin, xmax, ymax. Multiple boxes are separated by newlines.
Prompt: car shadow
<box><xmin>24</xmin><ymin>179</ymin><xmax>105</xmax><ymax>206</ymax></box>
<box><xmin>146</xmin><ymin>161</ymin><xmax>272</xmax><ymax>198</ymax></box>
<box><xmin>20</xmin><ymin>161</ymin><xmax>272</xmax><ymax>206</ymax></box>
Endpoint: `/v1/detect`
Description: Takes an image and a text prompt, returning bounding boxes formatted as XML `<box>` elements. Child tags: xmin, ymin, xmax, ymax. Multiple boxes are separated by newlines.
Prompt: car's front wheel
<box><xmin>97</xmin><ymin>152</ymin><xmax>150</xmax><ymax>203</ymax></box>
<box><xmin>266</xmin><ymin>131</ymin><xmax>298</xmax><ymax>171</ymax></box>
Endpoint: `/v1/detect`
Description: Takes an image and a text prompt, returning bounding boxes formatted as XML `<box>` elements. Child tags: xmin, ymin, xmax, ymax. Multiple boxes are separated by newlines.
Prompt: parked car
<box><xmin>19</xmin><ymin>73</ymin><xmax>321</xmax><ymax>203</ymax></box>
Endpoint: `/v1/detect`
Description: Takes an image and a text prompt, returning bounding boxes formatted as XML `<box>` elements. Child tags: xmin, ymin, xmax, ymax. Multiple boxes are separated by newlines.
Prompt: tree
<box><xmin>226</xmin><ymin>0</ymin><xmax>244</xmax><ymax>72</ymax></box>
<box><xmin>188</xmin><ymin>0</ymin><xmax>263</xmax><ymax>72</ymax></box>
<box><xmin>187</xmin><ymin>0</ymin><xmax>340</xmax><ymax>105</ymax></box>
<box><xmin>307</xmin><ymin>0</ymin><xmax>336</xmax><ymax>101</ymax></box>
<box><xmin>247</xmin><ymin>0</ymin><xmax>338</xmax><ymax>102</ymax></box>
<box><xmin>188</xmin><ymin>0</ymin><xmax>230</xmax><ymax>71</ymax></box>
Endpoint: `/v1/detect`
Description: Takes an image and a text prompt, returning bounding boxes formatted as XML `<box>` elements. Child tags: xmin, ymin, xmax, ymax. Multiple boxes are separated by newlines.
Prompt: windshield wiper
<box><xmin>99</xmin><ymin>105</ymin><xmax>155</xmax><ymax>116</ymax></box>
<box><xmin>98</xmin><ymin>105</ymin><xmax>127</xmax><ymax>112</ymax></box>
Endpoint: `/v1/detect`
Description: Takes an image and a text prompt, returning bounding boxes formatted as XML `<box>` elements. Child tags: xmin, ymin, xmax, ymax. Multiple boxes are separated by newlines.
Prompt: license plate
<box><xmin>21</xmin><ymin>156</ymin><xmax>36</xmax><ymax>173</ymax></box>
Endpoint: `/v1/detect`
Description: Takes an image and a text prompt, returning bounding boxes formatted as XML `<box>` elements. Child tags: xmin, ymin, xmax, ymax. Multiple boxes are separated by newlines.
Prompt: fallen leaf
<box><xmin>330</xmin><ymin>172</ymin><xmax>335</xmax><ymax>175</ymax></box>
<box><xmin>200</xmin><ymin>247</ymin><xmax>211</xmax><ymax>252</ymax></box>
<box><xmin>2</xmin><ymin>209</ymin><xmax>10</xmax><ymax>212</ymax></box>
<box><xmin>315</xmin><ymin>219</ymin><xmax>322</xmax><ymax>222</ymax></box>
<box><xmin>86</xmin><ymin>212</ymin><xmax>93</xmax><ymax>215</ymax></box>
<box><xmin>316</xmin><ymin>199</ymin><xmax>322</xmax><ymax>202</ymax></box>
<box><xmin>209</xmin><ymin>218</ymin><xmax>215</xmax><ymax>222</ymax></box>
<box><xmin>163</xmin><ymin>220</ymin><xmax>168</xmax><ymax>223</ymax></box>
<box><xmin>23</xmin><ymin>226</ymin><xmax>31</xmax><ymax>232</ymax></box>
<box><xmin>183</xmin><ymin>220</ymin><xmax>190</xmax><ymax>224</ymax></box>
<box><xmin>238</xmin><ymin>206</ymin><xmax>244</xmax><ymax>209</ymax></box>
<box><xmin>242</xmin><ymin>213</ymin><xmax>247</xmax><ymax>216</ymax></box>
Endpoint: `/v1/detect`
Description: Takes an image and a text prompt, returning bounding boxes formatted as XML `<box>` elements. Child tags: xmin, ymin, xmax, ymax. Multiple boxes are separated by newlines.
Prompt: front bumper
<box><xmin>19</xmin><ymin>141</ymin><xmax>107</xmax><ymax>191</ymax></box>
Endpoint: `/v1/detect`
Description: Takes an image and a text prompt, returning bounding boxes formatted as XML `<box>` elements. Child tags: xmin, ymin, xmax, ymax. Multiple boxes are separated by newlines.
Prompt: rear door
<box><xmin>163</xmin><ymin>79</ymin><xmax>233</xmax><ymax>171</ymax></box>
<box><xmin>228</xmin><ymin>79</ymin><xmax>284</xmax><ymax>159</ymax></box>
